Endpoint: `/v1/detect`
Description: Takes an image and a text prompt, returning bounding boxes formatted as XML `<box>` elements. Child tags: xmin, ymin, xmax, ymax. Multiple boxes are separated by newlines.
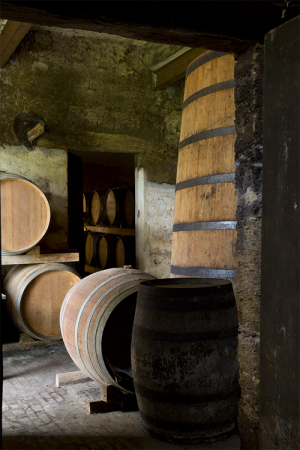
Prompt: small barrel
<box><xmin>3</xmin><ymin>263</ymin><xmax>81</xmax><ymax>340</ymax></box>
<box><xmin>103</xmin><ymin>187</ymin><xmax>135</xmax><ymax>228</ymax></box>
<box><xmin>89</xmin><ymin>190</ymin><xmax>106</xmax><ymax>226</ymax></box>
<box><xmin>131</xmin><ymin>278</ymin><xmax>240</xmax><ymax>444</ymax></box>
<box><xmin>60</xmin><ymin>268</ymin><xmax>156</xmax><ymax>393</ymax></box>
<box><xmin>1</xmin><ymin>173</ymin><xmax>51</xmax><ymax>255</ymax></box>
<box><xmin>122</xmin><ymin>187</ymin><xmax>135</xmax><ymax>228</ymax></box>
<box><xmin>85</xmin><ymin>232</ymin><xmax>99</xmax><ymax>266</ymax></box>
<box><xmin>97</xmin><ymin>234</ymin><xmax>116</xmax><ymax>269</ymax></box>
<box><xmin>115</xmin><ymin>236</ymin><xmax>135</xmax><ymax>268</ymax></box>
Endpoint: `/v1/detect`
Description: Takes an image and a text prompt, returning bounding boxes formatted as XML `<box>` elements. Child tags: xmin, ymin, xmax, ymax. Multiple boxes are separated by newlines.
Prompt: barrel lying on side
<box><xmin>131</xmin><ymin>278</ymin><xmax>240</xmax><ymax>444</ymax></box>
<box><xmin>60</xmin><ymin>268</ymin><xmax>156</xmax><ymax>393</ymax></box>
<box><xmin>103</xmin><ymin>187</ymin><xmax>135</xmax><ymax>228</ymax></box>
<box><xmin>1</xmin><ymin>173</ymin><xmax>51</xmax><ymax>255</ymax></box>
<box><xmin>115</xmin><ymin>236</ymin><xmax>135</xmax><ymax>268</ymax></box>
<box><xmin>3</xmin><ymin>263</ymin><xmax>81</xmax><ymax>340</ymax></box>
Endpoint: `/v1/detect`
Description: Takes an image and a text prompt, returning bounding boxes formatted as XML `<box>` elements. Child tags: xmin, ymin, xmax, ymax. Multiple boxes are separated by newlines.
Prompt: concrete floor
<box><xmin>2</xmin><ymin>340</ymin><xmax>240</xmax><ymax>450</ymax></box>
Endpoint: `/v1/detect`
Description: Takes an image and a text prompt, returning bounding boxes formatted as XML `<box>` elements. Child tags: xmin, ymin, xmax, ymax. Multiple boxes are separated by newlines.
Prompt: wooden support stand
<box><xmin>55</xmin><ymin>371</ymin><xmax>92</xmax><ymax>387</ymax></box>
<box><xmin>87</xmin><ymin>384</ymin><xmax>138</xmax><ymax>414</ymax></box>
<box><xmin>2</xmin><ymin>246</ymin><xmax>79</xmax><ymax>265</ymax></box>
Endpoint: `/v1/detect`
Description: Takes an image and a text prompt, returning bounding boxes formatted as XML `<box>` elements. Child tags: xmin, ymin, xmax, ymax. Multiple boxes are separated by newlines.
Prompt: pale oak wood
<box><xmin>2</xmin><ymin>252</ymin><xmax>79</xmax><ymax>265</ymax></box>
<box><xmin>55</xmin><ymin>371</ymin><xmax>92</xmax><ymax>387</ymax></box>
<box><xmin>85</xmin><ymin>226</ymin><xmax>135</xmax><ymax>236</ymax></box>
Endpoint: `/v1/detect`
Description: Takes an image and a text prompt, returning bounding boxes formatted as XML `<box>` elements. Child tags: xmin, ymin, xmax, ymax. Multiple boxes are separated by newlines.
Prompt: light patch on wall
<box><xmin>244</xmin><ymin>187</ymin><xmax>262</xmax><ymax>205</ymax></box>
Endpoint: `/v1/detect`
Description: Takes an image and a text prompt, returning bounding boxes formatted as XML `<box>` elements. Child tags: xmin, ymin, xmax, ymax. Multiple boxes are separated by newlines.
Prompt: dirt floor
<box><xmin>2</xmin><ymin>340</ymin><xmax>240</xmax><ymax>450</ymax></box>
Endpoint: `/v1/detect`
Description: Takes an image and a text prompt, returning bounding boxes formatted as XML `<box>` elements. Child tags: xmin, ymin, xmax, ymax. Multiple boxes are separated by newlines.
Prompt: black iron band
<box><xmin>173</xmin><ymin>221</ymin><xmax>237</xmax><ymax>232</ymax></box>
<box><xmin>175</xmin><ymin>172</ymin><xmax>235</xmax><ymax>192</ymax></box>
<box><xmin>133</xmin><ymin>325</ymin><xmax>238</xmax><ymax>342</ymax></box>
<box><xmin>186</xmin><ymin>51</ymin><xmax>227</xmax><ymax>78</ymax></box>
<box><xmin>170</xmin><ymin>266</ymin><xmax>236</xmax><ymax>278</ymax></box>
<box><xmin>178</xmin><ymin>126</ymin><xmax>236</xmax><ymax>150</ymax></box>
<box><xmin>140</xmin><ymin>411</ymin><xmax>235</xmax><ymax>433</ymax></box>
<box><xmin>135</xmin><ymin>383</ymin><xmax>240</xmax><ymax>404</ymax></box>
<box><xmin>183</xmin><ymin>79</ymin><xmax>235</xmax><ymax>110</ymax></box>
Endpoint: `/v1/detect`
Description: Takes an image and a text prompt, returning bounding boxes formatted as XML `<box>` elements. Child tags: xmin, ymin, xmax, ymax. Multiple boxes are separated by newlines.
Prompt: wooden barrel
<box><xmin>115</xmin><ymin>236</ymin><xmax>135</xmax><ymax>268</ymax></box>
<box><xmin>170</xmin><ymin>51</ymin><xmax>236</xmax><ymax>280</ymax></box>
<box><xmin>89</xmin><ymin>190</ymin><xmax>106</xmax><ymax>226</ymax></box>
<box><xmin>122</xmin><ymin>187</ymin><xmax>135</xmax><ymax>228</ymax></box>
<box><xmin>83</xmin><ymin>192</ymin><xmax>90</xmax><ymax>224</ymax></box>
<box><xmin>60</xmin><ymin>268</ymin><xmax>156</xmax><ymax>393</ymax></box>
<box><xmin>103</xmin><ymin>187</ymin><xmax>135</xmax><ymax>228</ymax></box>
<box><xmin>0</xmin><ymin>173</ymin><xmax>51</xmax><ymax>255</ymax></box>
<box><xmin>3</xmin><ymin>263</ymin><xmax>81</xmax><ymax>340</ymax></box>
<box><xmin>97</xmin><ymin>234</ymin><xmax>116</xmax><ymax>269</ymax></box>
<box><xmin>131</xmin><ymin>278</ymin><xmax>240</xmax><ymax>444</ymax></box>
<box><xmin>85</xmin><ymin>232</ymin><xmax>99</xmax><ymax>266</ymax></box>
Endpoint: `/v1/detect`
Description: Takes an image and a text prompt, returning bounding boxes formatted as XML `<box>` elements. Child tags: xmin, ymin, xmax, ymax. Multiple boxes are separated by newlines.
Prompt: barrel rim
<box><xmin>138</xmin><ymin>277</ymin><xmax>233</xmax><ymax>297</ymax></box>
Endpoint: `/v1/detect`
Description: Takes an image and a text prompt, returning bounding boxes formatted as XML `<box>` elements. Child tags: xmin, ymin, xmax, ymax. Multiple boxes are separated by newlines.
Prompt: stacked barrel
<box><xmin>83</xmin><ymin>186</ymin><xmax>135</xmax><ymax>228</ymax></box>
<box><xmin>83</xmin><ymin>186</ymin><xmax>135</xmax><ymax>271</ymax></box>
<box><xmin>1</xmin><ymin>172</ymin><xmax>81</xmax><ymax>341</ymax></box>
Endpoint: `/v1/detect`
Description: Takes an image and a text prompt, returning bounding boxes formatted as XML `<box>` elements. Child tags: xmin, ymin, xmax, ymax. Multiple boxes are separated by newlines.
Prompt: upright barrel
<box><xmin>3</xmin><ymin>263</ymin><xmax>81</xmax><ymax>340</ymax></box>
<box><xmin>131</xmin><ymin>278</ymin><xmax>240</xmax><ymax>444</ymax></box>
<box><xmin>60</xmin><ymin>268</ymin><xmax>156</xmax><ymax>393</ymax></box>
<box><xmin>171</xmin><ymin>51</ymin><xmax>237</xmax><ymax>280</ymax></box>
<box><xmin>1</xmin><ymin>173</ymin><xmax>51</xmax><ymax>255</ymax></box>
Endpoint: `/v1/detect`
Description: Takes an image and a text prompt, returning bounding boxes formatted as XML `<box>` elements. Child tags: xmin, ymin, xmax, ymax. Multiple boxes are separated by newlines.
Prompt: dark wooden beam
<box><xmin>0</xmin><ymin>21</ymin><xmax>32</xmax><ymax>68</ymax></box>
<box><xmin>0</xmin><ymin>2</ymin><xmax>299</xmax><ymax>54</ymax></box>
<box><xmin>153</xmin><ymin>48</ymin><xmax>208</xmax><ymax>90</ymax></box>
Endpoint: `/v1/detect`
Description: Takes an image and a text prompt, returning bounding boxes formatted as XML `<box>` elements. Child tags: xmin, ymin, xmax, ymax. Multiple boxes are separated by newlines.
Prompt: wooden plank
<box><xmin>2</xmin><ymin>252</ymin><xmax>80</xmax><ymax>265</ymax></box>
<box><xmin>0</xmin><ymin>20</ymin><xmax>32</xmax><ymax>68</ymax></box>
<box><xmin>154</xmin><ymin>48</ymin><xmax>207</xmax><ymax>90</ymax></box>
<box><xmin>27</xmin><ymin>122</ymin><xmax>45</xmax><ymax>142</ymax></box>
<box><xmin>85</xmin><ymin>226</ymin><xmax>135</xmax><ymax>236</ymax></box>
<box><xmin>55</xmin><ymin>371</ymin><xmax>92</xmax><ymax>387</ymax></box>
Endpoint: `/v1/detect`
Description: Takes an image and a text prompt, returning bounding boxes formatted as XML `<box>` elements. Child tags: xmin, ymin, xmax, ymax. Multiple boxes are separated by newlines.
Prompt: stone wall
<box><xmin>234</xmin><ymin>44</ymin><xmax>264</xmax><ymax>450</ymax></box>
<box><xmin>0</xmin><ymin>27</ymin><xmax>184</xmax><ymax>279</ymax></box>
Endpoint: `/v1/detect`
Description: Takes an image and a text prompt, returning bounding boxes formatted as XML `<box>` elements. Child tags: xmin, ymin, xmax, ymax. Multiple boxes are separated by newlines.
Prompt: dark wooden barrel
<box><xmin>115</xmin><ymin>236</ymin><xmax>135</xmax><ymax>268</ymax></box>
<box><xmin>83</xmin><ymin>192</ymin><xmax>92</xmax><ymax>225</ymax></box>
<box><xmin>3</xmin><ymin>263</ymin><xmax>81</xmax><ymax>340</ymax></box>
<box><xmin>0</xmin><ymin>173</ymin><xmax>51</xmax><ymax>255</ymax></box>
<box><xmin>170</xmin><ymin>51</ymin><xmax>236</xmax><ymax>281</ymax></box>
<box><xmin>103</xmin><ymin>187</ymin><xmax>135</xmax><ymax>228</ymax></box>
<box><xmin>131</xmin><ymin>278</ymin><xmax>240</xmax><ymax>444</ymax></box>
<box><xmin>60</xmin><ymin>268</ymin><xmax>156</xmax><ymax>393</ymax></box>
<box><xmin>122</xmin><ymin>187</ymin><xmax>135</xmax><ymax>228</ymax></box>
<box><xmin>89</xmin><ymin>190</ymin><xmax>106</xmax><ymax>226</ymax></box>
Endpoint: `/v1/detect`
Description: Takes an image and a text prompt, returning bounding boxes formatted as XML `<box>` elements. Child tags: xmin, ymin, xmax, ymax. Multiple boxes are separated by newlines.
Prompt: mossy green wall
<box><xmin>0</xmin><ymin>27</ymin><xmax>185</xmax><ymax>183</ymax></box>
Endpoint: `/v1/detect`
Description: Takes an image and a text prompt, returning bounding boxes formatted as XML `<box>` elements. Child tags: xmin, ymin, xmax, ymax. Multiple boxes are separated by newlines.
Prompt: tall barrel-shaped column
<box><xmin>171</xmin><ymin>51</ymin><xmax>236</xmax><ymax>280</ymax></box>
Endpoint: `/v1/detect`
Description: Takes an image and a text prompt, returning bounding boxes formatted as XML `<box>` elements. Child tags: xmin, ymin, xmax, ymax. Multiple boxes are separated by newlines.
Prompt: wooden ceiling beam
<box><xmin>0</xmin><ymin>2</ymin><xmax>299</xmax><ymax>55</ymax></box>
<box><xmin>0</xmin><ymin>20</ymin><xmax>32</xmax><ymax>68</ymax></box>
<box><xmin>153</xmin><ymin>48</ymin><xmax>208</xmax><ymax>90</ymax></box>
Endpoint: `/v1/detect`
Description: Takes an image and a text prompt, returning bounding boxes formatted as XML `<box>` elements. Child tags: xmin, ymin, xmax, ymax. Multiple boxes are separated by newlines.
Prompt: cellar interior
<box><xmin>1</xmin><ymin>3</ymin><xmax>299</xmax><ymax>450</ymax></box>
